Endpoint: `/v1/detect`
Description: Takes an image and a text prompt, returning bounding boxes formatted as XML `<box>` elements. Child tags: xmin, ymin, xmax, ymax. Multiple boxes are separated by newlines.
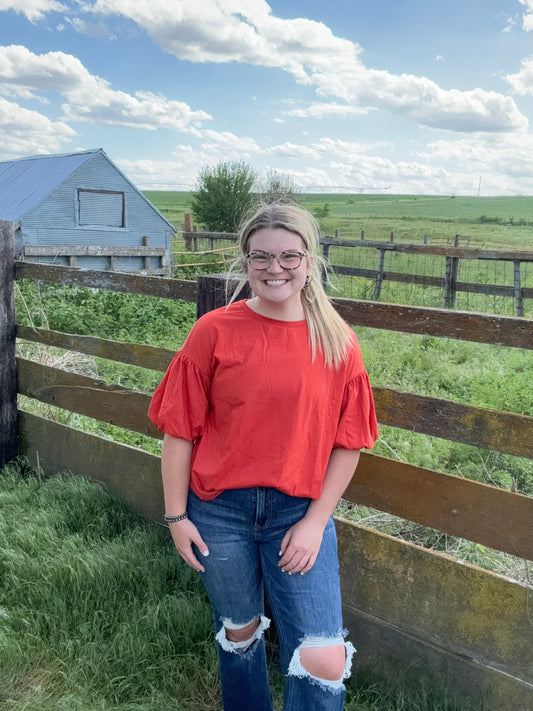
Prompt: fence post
<box><xmin>514</xmin><ymin>260</ymin><xmax>524</xmax><ymax>318</ymax></box>
<box><xmin>444</xmin><ymin>235</ymin><xmax>461</xmax><ymax>309</ymax></box>
<box><xmin>321</xmin><ymin>243</ymin><xmax>331</xmax><ymax>291</ymax></box>
<box><xmin>143</xmin><ymin>236</ymin><xmax>151</xmax><ymax>270</ymax></box>
<box><xmin>196</xmin><ymin>273</ymin><xmax>252</xmax><ymax>319</ymax></box>
<box><xmin>183</xmin><ymin>214</ymin><xmax>193</xmax><ymax>252</ymax></box>
<box><xmin>0</xmin><ymin>221</ymin><xmax>18</xmax><ymax>467</ymax></box>
<box><xmin>373</xmin><ymin>248</ymin><xmax>386</xmax><ymax>300</ymax></box>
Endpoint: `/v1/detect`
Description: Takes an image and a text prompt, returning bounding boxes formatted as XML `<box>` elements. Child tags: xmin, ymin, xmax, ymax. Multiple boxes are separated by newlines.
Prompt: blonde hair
<box><xmin>229</xmin><ymin>202</ymin><xmax>353</xmax><ymax>368</ymax></box>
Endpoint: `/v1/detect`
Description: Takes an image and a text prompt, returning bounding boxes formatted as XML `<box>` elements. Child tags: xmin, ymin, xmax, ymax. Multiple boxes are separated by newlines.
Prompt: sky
<box><xmin>2</xmin><ymin>1</ymin><xmax>533</xmax><ymax>195</ymax></box>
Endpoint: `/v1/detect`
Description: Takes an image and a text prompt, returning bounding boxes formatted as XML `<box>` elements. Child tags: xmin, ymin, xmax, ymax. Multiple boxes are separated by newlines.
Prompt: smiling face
<box><xmin>246</xmin><ymin>227</ymin><xmax>310</xmax><ymax>320</ymax></box>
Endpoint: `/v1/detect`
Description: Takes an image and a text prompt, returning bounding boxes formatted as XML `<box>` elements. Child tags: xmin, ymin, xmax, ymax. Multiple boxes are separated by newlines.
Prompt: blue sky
<box><xmin>2</xmin><ymin>0</ymin><xmax>533</xmax><ymax>195</ymax></box>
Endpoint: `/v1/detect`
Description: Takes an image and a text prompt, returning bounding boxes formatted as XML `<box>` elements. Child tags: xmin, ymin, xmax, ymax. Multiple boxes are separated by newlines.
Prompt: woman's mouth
<box><xmin>264</xmin><ymin>279</ymin><xmax>287</xmax><ymax>286</ymax></box>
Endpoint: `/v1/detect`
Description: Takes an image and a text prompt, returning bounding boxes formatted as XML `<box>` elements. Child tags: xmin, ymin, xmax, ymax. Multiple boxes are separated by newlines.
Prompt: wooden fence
<box><xmin>1</xmin><ymin>218</ymin><xmax>532</xmax><ymax>710</ymax></box>
<box><xmin>179</xmin><ymin>229</ymin><xmax>533</xmax><ymax>316</ymax></box>
<box><xmin>21</xmin><ymin>235</ymin><xmax>170</xmax><ymax>275</ymax></box>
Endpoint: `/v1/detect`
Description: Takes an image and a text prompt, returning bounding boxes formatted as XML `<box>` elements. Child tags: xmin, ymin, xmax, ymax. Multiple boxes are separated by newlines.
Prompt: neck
<box><xmin>246</xmin><ymin>296</ymin><xmax>305</xmax><ymax>321</ymax></box>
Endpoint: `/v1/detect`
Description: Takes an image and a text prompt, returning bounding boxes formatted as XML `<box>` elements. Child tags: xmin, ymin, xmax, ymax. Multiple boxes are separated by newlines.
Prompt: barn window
<box><xmin>77</xmin><ymin>189</ymin><xmax>125</xmax><ymax>228</ymax></box>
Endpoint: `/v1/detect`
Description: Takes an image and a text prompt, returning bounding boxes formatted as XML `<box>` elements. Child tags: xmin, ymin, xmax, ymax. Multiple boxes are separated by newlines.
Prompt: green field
<box><xmin>145</xmin><ymin>191</ymin><xmax>533</xmax><ymax>249</ymax></box>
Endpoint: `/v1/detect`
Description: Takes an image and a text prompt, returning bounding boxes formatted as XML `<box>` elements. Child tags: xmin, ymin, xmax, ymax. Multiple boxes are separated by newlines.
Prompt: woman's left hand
<box><xmin>278</xmin><ymin>516</ymin><xmax>325</xmax><ymax>575</ymax></box>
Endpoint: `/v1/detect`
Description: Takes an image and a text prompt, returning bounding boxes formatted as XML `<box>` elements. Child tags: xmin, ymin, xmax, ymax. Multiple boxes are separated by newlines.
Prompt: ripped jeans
<box><xmin>187</xmin><ymin>487</ymin><xmax>354</xmax><ymax>711</ymax></box>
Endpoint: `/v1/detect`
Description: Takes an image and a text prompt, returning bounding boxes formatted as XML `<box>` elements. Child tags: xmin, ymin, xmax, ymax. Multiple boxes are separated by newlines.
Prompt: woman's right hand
<box><xmin>168</xmin><ymin>519</ymin><xmax>209</xmax><ymax>572</ymax></box>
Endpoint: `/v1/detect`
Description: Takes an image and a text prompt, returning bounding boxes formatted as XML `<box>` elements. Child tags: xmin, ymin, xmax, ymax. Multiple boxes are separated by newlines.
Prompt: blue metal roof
<box><xmin>0</xmin><ymin>148</ymin><xmax>175</xmax><ymax>231</ymax></box>
<box><xmin>0</xmin><ymin>149</ymin><xmax>97</xmax><ymax>223</ymax></box>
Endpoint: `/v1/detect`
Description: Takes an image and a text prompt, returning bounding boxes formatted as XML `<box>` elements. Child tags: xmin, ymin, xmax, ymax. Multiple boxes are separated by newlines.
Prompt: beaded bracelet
<box><xmin>164</xmin><ymin>512</ymin><xmax>189</xmax><ymax>523</ymax></box>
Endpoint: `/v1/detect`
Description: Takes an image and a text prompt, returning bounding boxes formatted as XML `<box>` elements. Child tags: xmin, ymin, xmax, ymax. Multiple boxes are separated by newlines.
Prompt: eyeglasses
<box><xmin>246</xmin><ymin>250</ymin><xmax>307</xmax><ymax>270</ymax></box>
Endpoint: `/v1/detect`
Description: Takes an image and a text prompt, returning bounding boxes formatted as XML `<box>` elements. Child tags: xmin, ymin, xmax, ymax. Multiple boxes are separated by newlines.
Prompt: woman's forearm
<box><xmin>306</xmin><ymin>448</ymin><xmax>361</xmax><ymax>527</ymax></box>
<box><xmin>161</xmin><ymin>433</ymin><xmax>194</xmax><ymax>515</ymax></box>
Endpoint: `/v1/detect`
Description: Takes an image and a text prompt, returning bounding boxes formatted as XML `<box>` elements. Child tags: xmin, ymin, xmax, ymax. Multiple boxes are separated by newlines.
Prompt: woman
<box><xmin>148</xmin><ymin>203</ymin><xmax>378</xmax><ymax>711</ymax></box>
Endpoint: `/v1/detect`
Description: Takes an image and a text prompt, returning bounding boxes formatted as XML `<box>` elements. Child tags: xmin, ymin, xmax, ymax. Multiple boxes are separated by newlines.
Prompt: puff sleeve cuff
<box><xmin>334</xmin><ymin>370</ymin><xmax>379</xmax><ymax>450</ymax></box>
<box><xmin>147</xmin><ymin>352</ymin><xmax>210</xmax><ymax>441</ymax></box>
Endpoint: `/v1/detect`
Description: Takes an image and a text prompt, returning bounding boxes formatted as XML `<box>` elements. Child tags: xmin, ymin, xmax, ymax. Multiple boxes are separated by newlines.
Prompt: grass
<box><xmin>0</xmin><ymin>459</ymin><xmax>477</xmax><ymax>711</ymax></box>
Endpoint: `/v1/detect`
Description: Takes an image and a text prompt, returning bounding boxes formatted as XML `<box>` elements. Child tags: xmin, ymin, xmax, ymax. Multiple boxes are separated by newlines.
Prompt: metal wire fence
<box><xmin>172</xmin><ymin>232</ymin><xmax>533</xmax><ymax>318</ymax></box>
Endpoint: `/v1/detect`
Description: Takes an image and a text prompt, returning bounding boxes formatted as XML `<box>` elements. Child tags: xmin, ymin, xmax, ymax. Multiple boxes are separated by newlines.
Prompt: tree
<box><xmin>256</xmin><ymin>168</ymin><xmax>299</xmax><ymax>205</ymax></box>
<box><xmin>191</xmin><ymin>161</ymin><xmax>256</xmax><ymax>232</ymax></box>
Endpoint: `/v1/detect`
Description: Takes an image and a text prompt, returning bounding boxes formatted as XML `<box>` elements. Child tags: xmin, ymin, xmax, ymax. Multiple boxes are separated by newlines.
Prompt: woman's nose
<box><xmin>266</xmin><ymin>255</ymin><xmax>284</xmax><ymax>273</ymax></box>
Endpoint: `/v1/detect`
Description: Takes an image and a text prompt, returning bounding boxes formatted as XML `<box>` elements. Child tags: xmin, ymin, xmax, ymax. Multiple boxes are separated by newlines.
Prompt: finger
<box><xmin>299</xmin><ymin>554</ymin><xmax>318</xmax><ymax>575</ymax></box>
<box><xmin>281</xmin><ymin>553</ymin><xmax>307</xmax><ymax>573</ymax></box>
<box><xmin>179</xmin><ymin>546</ymin><xmax>206</xmax><ymax>573</ymax></box>
<box><xmin>192</xmin><ymin>533</ymin><xmax>210</xmax><ymax>559</ymax></box>
<box><xmin>278</xmin><ymin>530</ymin><xmax>291</xmax><ymax>559</ymax></box>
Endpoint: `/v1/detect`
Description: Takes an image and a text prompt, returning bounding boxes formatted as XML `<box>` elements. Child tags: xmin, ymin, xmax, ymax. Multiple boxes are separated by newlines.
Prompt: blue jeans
<box><xmin>187</xmin><ymin>487</ymin><xmax>354</xmax><ymax>711</ymax></box>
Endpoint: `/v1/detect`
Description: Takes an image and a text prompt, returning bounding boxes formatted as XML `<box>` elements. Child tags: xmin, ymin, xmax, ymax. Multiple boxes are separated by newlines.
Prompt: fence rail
<box><xmin>21</xmin><ymin>235</ymin><xmax>170</xmax><ymax>275</ymax></box>
<box><xmin>10</xmin><ymin>261</ymin><xmax>533</xmax><ymax>562</ymax></box>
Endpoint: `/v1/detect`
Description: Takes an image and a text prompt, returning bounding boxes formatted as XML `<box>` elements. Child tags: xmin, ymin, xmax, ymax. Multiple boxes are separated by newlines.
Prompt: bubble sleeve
<box><xmin>147</xmin><ymin>351</ymin><xmax>210</xmax><ymax>441</ymax></box>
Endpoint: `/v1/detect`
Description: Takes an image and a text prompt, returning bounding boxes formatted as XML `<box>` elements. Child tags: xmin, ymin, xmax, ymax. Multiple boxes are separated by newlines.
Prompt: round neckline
<box><xmin>239</xmin><ymin>299</ymin><xmax>307</xmax><ymax>326</ymax></box>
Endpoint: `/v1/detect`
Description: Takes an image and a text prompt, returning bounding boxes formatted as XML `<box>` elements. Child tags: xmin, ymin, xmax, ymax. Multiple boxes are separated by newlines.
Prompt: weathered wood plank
<box><xmin>334</xmin><ymin>298</ymin><xmax>533</xmax><ymax>349</ymax></box>
<box><xmin>372</xmin><ymin>387</ymin><xmax>532</xmax><ymax>457</ymax></box>
<box><xmin>14</xmin><ymin>263</ymin><xmax>532</xmax><ymax>348</ymax></box>
<box><xmin>17</xmin><ymin>358</ymin><xmax>532</xmax><ymax>553</ymax></box>
<box><xmin>0</xmin><ymin>221</ymin><xmax>18</xmax><ymax>467</ymax></box>
<box><xmin>337</xmin><ymin>519</ymin><xmax>533</xmax><ymax>711</ymax></box>
<box><xmin>23</xmin><ymin>245</ymin><xmax>166</xmax><ymax>257</ymax></box>
<box><xmin>18</xmin><ymin>411</ymin><xmax>163</xmax><ymax>522</ymax></box>
<box><xmin>196</xmin><ymin>273</ymin><xmax>251</xmax><ymax>318</ymax></box>
<box><xmin>18</xmin><ymin>358</ymin><xmax>531</xmax><ymax>457</ymax></box>
<box><xmin>15</xmin><ymin>262</ymin><xmax>196</xmax><ymax>302</ymax></box>
<box><xmin>16</xmin><ymin>325</ymin><xmax>175</xmax><ymax>372</ymax></box>
<box><xmin>346</xmin><ymin>453</ymin><xmax>533</xmax><ymax>560</ymax></box>
<box><xmin>185</xmin><ymin>231</ymin><xmax>533</xmax><ymax>262</ymax></box>
<box><xmin>17</xmin><ymin>358</ymin><xmax>159</xmax><ymax>438</ymax></box>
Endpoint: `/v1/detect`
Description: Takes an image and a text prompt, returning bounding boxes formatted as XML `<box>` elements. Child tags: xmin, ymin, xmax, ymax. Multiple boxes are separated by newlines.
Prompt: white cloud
<box><xmin>82</xmin><ymin>0</ymin><xmax>527</xmax><ymax>133</ymax></box>
<box><xmin>284</xmin><ymin>102</ymin><xmax>373</xmax><ymax>119</ymax></box>
<box><xmin>0</xmin><ymin>45</ymin><xmax>212</xmax><ymax>131</ymax></box>
<box><xmin>197</xmin><ymin>129</ymin><xmax>262</xmax><ymax>156</ymax></box>
<box><xmin>0</xmin><ymin>0</ymin><xmax>66</xmax><ymax>22</ymax></box>
<box><xmin>519</xmin><ymin>0</ymin><xmax>533</xmax><ymax>30</ymax></box>
<box><xmin>0</xmin><ymin>96</ymin><xmax>75</xmax><ymax>157</ymax></box>
<box><xmin>419</xmin><ymin>132</ymin><xmax>533</xmax><ymax>180</ymax></box>
<box><xmin>268</xmin><ymin>142</ymin><xmax>322</xmax><ymax>160</ymax></box>
<box><xmin>505</xmin><ymin>56</ymin><xmax>533</xmax><ymax>95</ymax></box>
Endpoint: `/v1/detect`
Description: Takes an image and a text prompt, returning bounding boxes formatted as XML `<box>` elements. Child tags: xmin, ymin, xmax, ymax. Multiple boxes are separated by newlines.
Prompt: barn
<box><xmin>0</xmin><ymin>148</ymin><xmax>174</xmax><ymax>274</ymax></box>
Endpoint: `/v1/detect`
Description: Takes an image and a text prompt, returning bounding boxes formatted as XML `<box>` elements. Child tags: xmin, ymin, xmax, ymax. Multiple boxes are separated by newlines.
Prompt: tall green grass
<box><xmin>0</xmin><ymin>460</ymin><xmax>477</xmax><ymax>711</ymax></box>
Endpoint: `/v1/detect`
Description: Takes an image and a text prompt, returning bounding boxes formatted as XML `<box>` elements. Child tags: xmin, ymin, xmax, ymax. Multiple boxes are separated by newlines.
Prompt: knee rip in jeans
<box><xmin>216</xmin><ymin>615</ymin><xmax>270</xmax><ymax>656</ymax></box>
<box><xmin>287</xmin><ymin>632</ymin><xmax>355</xmax><ymax>694</ymax></box>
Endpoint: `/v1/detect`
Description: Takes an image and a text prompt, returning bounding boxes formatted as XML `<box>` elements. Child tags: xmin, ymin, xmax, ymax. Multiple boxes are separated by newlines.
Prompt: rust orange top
<box><xmin>148</xmin><ymin>300</ymin><xmax>378</xmax><ymax>501</ymax></box>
